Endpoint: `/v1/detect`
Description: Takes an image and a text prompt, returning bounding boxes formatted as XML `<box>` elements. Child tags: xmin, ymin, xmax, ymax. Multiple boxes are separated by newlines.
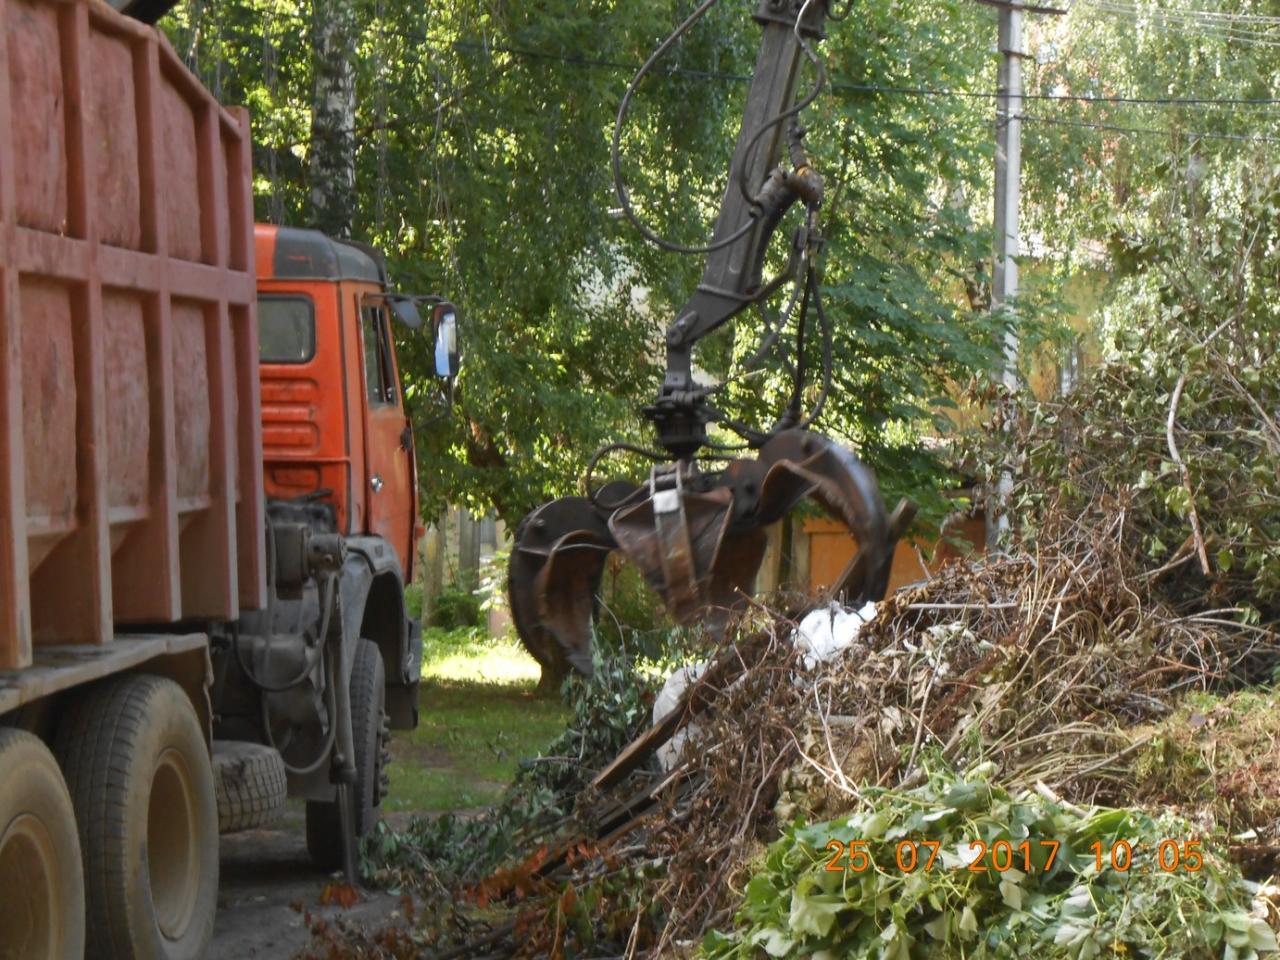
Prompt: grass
<box><xmin>384</xmin><ymin>627</ymin><xmax>570</xmax><ymax>813</ymax></box>
<box><xmin>1131</xmin><ymin>684</ymin><xmax>1280</xmax><ymax>841</ymax></box>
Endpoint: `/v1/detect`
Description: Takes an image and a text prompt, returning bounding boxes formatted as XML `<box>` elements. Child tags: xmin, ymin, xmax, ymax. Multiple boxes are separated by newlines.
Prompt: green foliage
<box><xmin>591</xmin><ymin>557</ymin><xmax>673</xmax><ymax>659</ymax></box>
<box><xmin>987</xmin><ymin>159</ymin><xmax>1280</xmax><ymax>614</ymax></box>
<box><xmin>162</xmin><ymin>0</ymin><xmax>1034</xmax><ymax>533</ymax></box>
<box><xmin>704</xmin><ymin>764</ymin><xmax>1274</xmax><ymax>960</ymax></box>
<box><xmin>1020</xmin><ymin>1</ymin><xmax>1280</xmax><ymax>261</ymax></box>
<box><xmin>429</xmin><ymin>585</ymin><xmax>482</xmax><ymax>629</ymax></box>
<box><xmin>402</xmin><ymin>581</ymin><xmax>423</xmax><ymax>621</ymax></box>
<box><xmin>363</xmin><ymin>644</ymin><xmax>661</xmax><ymax>886</ymax></box>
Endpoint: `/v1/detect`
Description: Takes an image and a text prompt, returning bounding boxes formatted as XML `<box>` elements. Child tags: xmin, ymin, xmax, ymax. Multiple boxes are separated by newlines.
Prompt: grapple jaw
<box><xmin>508</xmin><ymin>430</ymin><xmax>912</xmax><ymax>684</ymax></box>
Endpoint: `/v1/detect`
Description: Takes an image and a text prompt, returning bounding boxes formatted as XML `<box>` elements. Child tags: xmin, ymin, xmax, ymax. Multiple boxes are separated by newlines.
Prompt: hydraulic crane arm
<box><xmin>510</xmin><ymin>0</ymin><xmax>914</xmax><ymax>686</ymax></box>
<box><xmin>642</xmin><ymin>0</ymin><xmax>831</xmax><ymax>459</ymax></box>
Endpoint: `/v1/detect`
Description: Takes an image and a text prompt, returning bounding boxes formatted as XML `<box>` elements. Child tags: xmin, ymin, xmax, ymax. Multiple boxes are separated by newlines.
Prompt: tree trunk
<box><xmin>309</xmin><ymin>0</ymin><xmax>357</xmax><ymax>237</ymax></box>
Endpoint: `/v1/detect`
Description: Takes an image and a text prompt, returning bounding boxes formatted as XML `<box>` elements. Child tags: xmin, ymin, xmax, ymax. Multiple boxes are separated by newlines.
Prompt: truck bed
<box><xmin>0</xmin><ymin>0</ymin><xmax>265</xmax><ymax>673</ymax></box>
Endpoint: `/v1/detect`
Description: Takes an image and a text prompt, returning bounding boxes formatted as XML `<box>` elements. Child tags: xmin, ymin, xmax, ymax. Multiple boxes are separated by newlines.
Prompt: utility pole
<box><xmin>982</xmin><ymin>0</ymin><xmax>1064</xmax><ymax>549</ymax></box>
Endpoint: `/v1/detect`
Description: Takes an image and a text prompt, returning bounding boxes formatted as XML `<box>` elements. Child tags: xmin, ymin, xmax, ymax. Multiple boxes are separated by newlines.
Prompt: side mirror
<box><xmin>389</xmin><ymin>297</ymin><xmax>424</xmax><ymax>329</ymax></box>
<box><xmin>432</xmin><ymin>302</ymin><xmax>460</xmax><ymax>379</ymax></box>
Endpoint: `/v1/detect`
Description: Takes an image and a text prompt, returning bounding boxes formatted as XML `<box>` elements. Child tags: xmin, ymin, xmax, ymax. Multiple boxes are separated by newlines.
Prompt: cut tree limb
<box><xmin>591</xmin><ymin>627</ymin><xmax>778</xmax><ymax>792</ymax></box>
<box><xmin>1166</xmin><ymin>373</ymin><xmax>1212</xmax><ymax>576</ymax></box>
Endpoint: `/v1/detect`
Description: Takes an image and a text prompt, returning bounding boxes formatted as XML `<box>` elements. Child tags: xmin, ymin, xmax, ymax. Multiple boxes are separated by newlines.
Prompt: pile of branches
<box><xmin>390</xmin><ymin>493</ymin><xmax>1276</xmax><ymax>958</ymax></box>
<box><xmin>968</xmin><ymin>158</ymin><xmax>1280</xmax><ymax>623</ymax></box>
<box><xmin>999</xmin><ymin>346</ymin><xmax>1280</xmax><ymax>618</ymax></box>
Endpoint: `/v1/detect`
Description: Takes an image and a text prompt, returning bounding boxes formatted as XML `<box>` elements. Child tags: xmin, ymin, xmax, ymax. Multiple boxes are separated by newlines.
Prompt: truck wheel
<box><xmin>54</xmin><ymin>675</ymin><xmax>218</xmax><ymax>960</ymax></box>
<box><xmin>0</xmin><ymin>729</ymin><xmax>85</xmax><ymax>960</ymax></box>
<box><xmin>212</xmin><ymin>741</ymin><xmax>288</xmax><ymax>834</ymax></box>
<box><xmin>306</xmin><ymin>638</ymin><xmax>387</xmax><ymax>870</ymax></box>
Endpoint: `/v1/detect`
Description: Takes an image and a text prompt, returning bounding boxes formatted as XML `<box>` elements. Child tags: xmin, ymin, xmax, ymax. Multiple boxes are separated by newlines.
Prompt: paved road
<box><xmin>209</xmin><ymin>809</ymin><xmax>404</xmax><ymax>960</ymax></box>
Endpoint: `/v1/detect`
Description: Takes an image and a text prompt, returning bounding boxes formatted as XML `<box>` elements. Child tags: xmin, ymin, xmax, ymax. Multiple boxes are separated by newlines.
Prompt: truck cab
<box><xmin>0</xmin><ymin>4</ymin><xmax>463</xmax><ymax>950</ymax></box>
<box><xmin>251</xmin><ymin>223</ymin><xmax>455</xmax><ymax>731</ymax></box>
<box><xmin>255</xmin><ymin>224</ymin><xmax>419</xmax><ymax>574</ymax></box>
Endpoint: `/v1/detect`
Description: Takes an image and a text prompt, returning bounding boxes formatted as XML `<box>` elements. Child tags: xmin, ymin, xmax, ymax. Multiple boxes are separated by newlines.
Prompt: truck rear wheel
<box><xmin>0</xmin><ymin>728</ymin><xmax>85</xmax><ymax>960</ymax></box>
<box><xmin>54</xmin><ymin>675</ymin><xmax>218</xmax><ymax>960</ymax></box>
<box><xmin>306</xmin><ymin>638</ymin><xmax>388</xmax><ymax>870</ymax></box>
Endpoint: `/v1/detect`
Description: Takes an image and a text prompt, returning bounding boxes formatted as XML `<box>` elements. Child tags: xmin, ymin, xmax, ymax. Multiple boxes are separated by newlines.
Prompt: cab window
<box><xmin>360</xmin><ymin>305</ymin><xmax>397</xmax><ymax>406</ymax></box>
<box><xmin>258</xmin><ymin>296</ymin><xmax>315</xmax><ymax>363</ymax></box>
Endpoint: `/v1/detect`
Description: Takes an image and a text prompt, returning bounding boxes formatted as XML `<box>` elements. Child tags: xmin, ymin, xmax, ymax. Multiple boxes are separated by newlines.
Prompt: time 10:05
<box><xmin>1089</xmin><ymin>839</ymin><xmax>1203</xmax><ymax>873</ymax></box>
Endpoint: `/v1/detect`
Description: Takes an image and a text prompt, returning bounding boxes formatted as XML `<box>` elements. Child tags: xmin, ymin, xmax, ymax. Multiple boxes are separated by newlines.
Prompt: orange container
<box><xmin>0</xmin><ymin>0</ymin><xmax>265</xmax><ymax>671</ymax></box>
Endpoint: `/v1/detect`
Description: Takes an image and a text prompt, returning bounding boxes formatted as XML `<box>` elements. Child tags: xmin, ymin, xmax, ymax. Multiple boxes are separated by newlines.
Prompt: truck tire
<box><xmin>0</xmin><ymin>728</ymin><xmax>85</xmax><ymax>960</ymax></box>
<box><xmin>306</xmin><ymin>638</ymin><xmax>388</xmax><ymax>870</ymax></box>
<box><xmin>53</xmin><ymin>675</ymin><xmax>218</xmax><ymax>960</ymax></box>
<box><xmin>212</xmin><ymin>741</ymin><xmax>288</xmax><ymax>834</ymax></box>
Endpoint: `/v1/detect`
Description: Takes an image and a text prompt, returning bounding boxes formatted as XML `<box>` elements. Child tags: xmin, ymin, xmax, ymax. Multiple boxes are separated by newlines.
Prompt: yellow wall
<box><xmin>805</xmin><ymin>512</ymin><xmax>986</xmax><ymax>595</ymax></box>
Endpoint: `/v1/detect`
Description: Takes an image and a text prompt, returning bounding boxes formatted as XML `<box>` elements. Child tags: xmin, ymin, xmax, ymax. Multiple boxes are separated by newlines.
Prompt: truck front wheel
<box><xmin>306</xmin><ymin>638</ymin><xmax>388</xmax><ymax>870</ymax></box>
<box><xmin>0</xmin><ymin>728</ymin><xmax>85</xmax><ymax>960</ymax></box>
<box><xmin>54</xmin><ymin>675</ymin><xmax>219</xmax><ymax>960</ymax></box>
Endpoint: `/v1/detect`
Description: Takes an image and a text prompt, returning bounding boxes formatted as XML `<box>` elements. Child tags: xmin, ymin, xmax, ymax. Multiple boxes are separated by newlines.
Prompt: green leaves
<box><xmin>166</xmin><ymin>0</ymin><xmax>1039</xmax><ymax>530</ymax></box>
<box><xmin>991</xmin><ymin>157</ymin><xmax>1280</xmax><ymax>614</ymax></box>
<box><xmin>361</xmin><ymin>644</ymin><xmax>665</xmax><ymax>889</ymax></box>
<box><xmin>704</xmin><ymin>765</ymin><xmax>1272</xmax><ymax>959</ymax></box>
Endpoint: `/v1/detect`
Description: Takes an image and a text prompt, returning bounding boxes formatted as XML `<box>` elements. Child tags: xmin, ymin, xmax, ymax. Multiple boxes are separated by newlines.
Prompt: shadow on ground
<box><xmin>209</xmin><ymin>808</ymin><xmax>408</xmax><ymax>960</ymax></box>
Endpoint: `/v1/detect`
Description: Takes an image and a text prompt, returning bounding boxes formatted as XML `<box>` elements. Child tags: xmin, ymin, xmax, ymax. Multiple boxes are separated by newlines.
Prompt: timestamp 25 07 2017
<box><xmin>823</xmin><ymin>838</ymin><xmax>1206</xmax><ymax>875</ymax></box>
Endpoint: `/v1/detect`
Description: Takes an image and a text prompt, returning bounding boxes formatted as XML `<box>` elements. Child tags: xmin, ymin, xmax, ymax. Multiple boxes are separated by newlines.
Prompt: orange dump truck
<box><xmin>0</xmin><ymin>1</ymin><xmax>457</xmax><ymax>956</ymax></box>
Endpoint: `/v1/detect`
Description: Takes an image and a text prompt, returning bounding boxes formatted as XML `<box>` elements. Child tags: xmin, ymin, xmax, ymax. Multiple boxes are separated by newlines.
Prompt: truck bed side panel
<box><xmin>0</xmin><ymin>0</ymin><xmax>264</xmax><ymax>672</ymax></box>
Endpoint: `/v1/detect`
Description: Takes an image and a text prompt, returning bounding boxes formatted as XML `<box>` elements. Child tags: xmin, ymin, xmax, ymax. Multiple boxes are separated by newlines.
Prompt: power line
<box><xmin>385</xmin><ymin>27</ymin><xmax>1280</xmax><ymax>110</ymax></box>
<box><xmin>1076</xmin><ymin>0</ymin><xmax>1280</xmax><ymax>26</ymax></box>
<box><xmin>238</xmin><ymin>23</ymin><xmax>1280</xmax><ymax>152</ymax></box>
<box><xmin>1019</xmin><ymin>111</ymin><xmax>1280</xmax><ymax>142</ymax></box>
<box><xmin>839</xmin><ymin>81</ymin><xmax>1280</xmax><ymax>107</ymax></box>
<box><xmin>1077</xmin><ymin>1</ymin><xmax>1280</xmax><ymax>45</ymax></box>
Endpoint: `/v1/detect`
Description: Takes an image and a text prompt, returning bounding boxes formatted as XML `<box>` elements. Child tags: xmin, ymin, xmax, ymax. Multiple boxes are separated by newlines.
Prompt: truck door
<box><xmin>359</xmin><ymin>301</ymin><xmax>415</xmax><ymax>580</ymax></box>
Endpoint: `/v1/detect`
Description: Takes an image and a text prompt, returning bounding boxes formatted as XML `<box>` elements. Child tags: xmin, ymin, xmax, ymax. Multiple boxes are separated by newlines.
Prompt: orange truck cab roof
<box><xmin>256</xmin><ymin>223</ymin><xmax>387</xmax><ymax>285</ymax></box>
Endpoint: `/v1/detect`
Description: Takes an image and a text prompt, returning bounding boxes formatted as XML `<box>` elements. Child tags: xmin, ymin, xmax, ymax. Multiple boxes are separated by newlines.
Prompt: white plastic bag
<box><xmin>793</xmin><ymin>601</ymin><xmax>878</xmax><ymax>670</ymax></box>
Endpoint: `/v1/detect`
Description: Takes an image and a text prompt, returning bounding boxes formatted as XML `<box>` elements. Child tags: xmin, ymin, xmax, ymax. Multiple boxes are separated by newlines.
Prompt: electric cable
<box><xmin>369</xmin><ymin>25</ymin><xmax>1280</xmax><ymax>107</ymax></box>
<box><xmin>233</xmin><ymin>520</ymin><xmax>324</xmax><ymax>695</ymax></box>
<box><xmin>784</xmin><ymin>262</ymin><xmax>816</xmax><ymax>424</ymax></box>
<box><xmin>268</xmin><ymin>29</ymin><xmax>1280</xmax><ymax>154</ymax></box>
<box><xmin>233</xmin><ymin>626</ymin><xmax>320</xmax><ymax>694</ymax></box>
<box><xmin>585</xmin><ymin>442</ymin><xmax>670</xmax><ymax>509</ymax></box>
<box><xmin>263</xmin><ymin>629</ymin><xmax>341</xmax><ymax>777</ymax></box>
<box><xmin>1078</xmin><ymin>1</ymin><xmax>1280</xmax><ymax>45</ymax></box>
<box><xmin>1078</xmin><ymin>0</ymin><xmax>1280</xmax><ymax>27</ymax></box>
<box><xmin>1020</xmin><ymin>111</ymin><xmax>1280</xmax><ymax>142</ymax></box>
<box><xmin>235</xmin><ymin>571</ymin><xmax>334</xmax><ymax>694</ymax></box>
<box><xmin>793</xmin><ymin>260</ymin><xmax>835</xmax><ymax>431</ymax></box>
<box><xmin>701</xmin><ymin>266</ymin><xmax>806</xmax><ymax>398</ymax></box>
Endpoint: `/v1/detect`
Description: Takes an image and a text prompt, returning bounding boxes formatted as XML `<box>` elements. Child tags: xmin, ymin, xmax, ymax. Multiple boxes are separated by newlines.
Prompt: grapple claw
<box><xmin>508</xmin><ymin>496</ymin><xmax>620</xmax><ymax>686</ymax></box>
<box><xmin>757</xmin><ymin>430</ymin><xmax>893</xmax><ymax>601</ymax></box>
<box><xmin>610</xmin><ymin>467</ymin><xmax>735</xmax><ymax>622</ymax></box>
<box><xmin>509</xmin><ymin>431</ymin><xmax>909</xmax><ymax>682</ymax></box>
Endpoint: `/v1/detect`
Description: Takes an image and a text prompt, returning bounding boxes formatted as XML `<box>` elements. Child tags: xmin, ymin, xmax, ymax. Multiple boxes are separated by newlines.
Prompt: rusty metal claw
<box><xmin>609</xmin><ymin>466</ymin><xmax>735</xmax><ymax>623</ymax></box>
<box><xmin>509</xmin><ymin>431</ymin><xmax>908</xmax><ymax>683</ymax></box>
<box><xmin>757</xmin><ymin>430</ymin><xmax>893</xmax><ymax>601</ymax></box>
<box><xmin>508</xmin><ymin>496</ymin><xmax>620</xmax><ymax>685</ymax></box>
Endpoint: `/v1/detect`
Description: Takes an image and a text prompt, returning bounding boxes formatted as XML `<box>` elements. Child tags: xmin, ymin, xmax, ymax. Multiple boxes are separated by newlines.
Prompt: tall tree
<box><xmin>165</xmin><ymin>0</ymin><xmax>1023</xmax><ymax>528</ymax></box>
<box><xmin>1017</xmin><ymin>0</ymin><xmax>1280</xmax><ymax>259</ymax></box>
<box><xmin>308</xmin><ymin>0</ymin><xmax>357</xmax><ymax>236</ymax></box>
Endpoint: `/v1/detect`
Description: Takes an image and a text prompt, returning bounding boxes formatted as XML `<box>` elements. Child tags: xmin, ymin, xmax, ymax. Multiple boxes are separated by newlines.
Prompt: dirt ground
<box><xmin>209</xmin><ymin>806</ymin><xmax>408</xmax><ymax>960</ymax></box>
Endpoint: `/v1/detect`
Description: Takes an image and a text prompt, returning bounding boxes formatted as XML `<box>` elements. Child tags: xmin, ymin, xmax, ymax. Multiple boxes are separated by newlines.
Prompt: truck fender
<box><xmin>338</xmin><ymin>537</ymin><xmax>422</xmax><ymax>729</ymax></box>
